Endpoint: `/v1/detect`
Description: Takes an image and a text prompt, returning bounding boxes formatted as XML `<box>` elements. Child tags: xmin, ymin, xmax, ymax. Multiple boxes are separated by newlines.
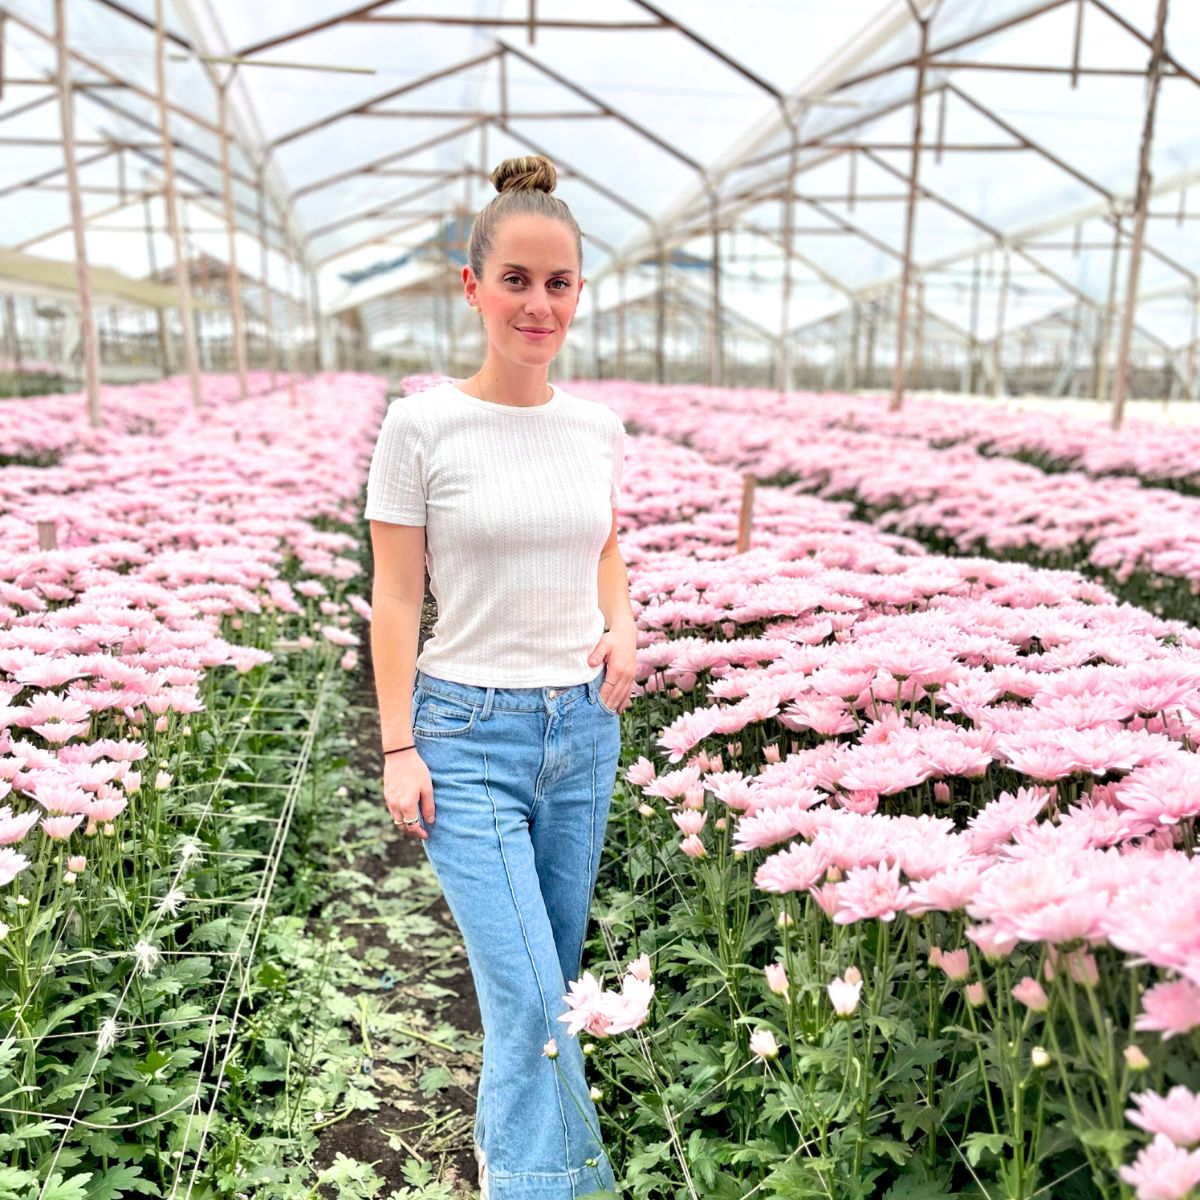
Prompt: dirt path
<box><xmin>309</xmin><ymin>591</ymin><xmax>484</xmax><ymax>1196</ymax></box>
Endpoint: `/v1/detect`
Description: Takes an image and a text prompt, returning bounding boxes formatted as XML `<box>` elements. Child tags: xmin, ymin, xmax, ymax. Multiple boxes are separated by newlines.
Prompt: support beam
<box><xmin>54</xmin><ymin>0</ymin><xmax>101</xmax><ymax>426</ymax></box>
<box><xmin>1111</xmin><ymin>0</ymin><xmax>1172</xmax><ymax>428</ymax></box>
<box><xmin>217</xmin><ymin>77</ymin><xmax>249</xmax><ymax>397</ymax></box>
<box><xmin>155</xmin><ymin>0</ymin><xmax>201</xmax><ymax>407</ymax></box>
<box><xmin>889</xmin><ymin>10</ymin><xmax>931</xmax><ymax>412</ymax></box>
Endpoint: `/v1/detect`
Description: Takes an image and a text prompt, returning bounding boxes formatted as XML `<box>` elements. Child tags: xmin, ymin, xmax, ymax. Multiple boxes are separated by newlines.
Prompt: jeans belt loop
<box><xmin>480</xmin><ymin>685</ymin><xmax>495</xmax><ymax>721</ymax></box>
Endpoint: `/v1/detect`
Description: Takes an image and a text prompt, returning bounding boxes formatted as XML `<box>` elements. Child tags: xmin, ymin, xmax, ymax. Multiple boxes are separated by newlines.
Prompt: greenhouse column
<box><xmin>1110</xmin><ymin>0</ymin><xmax>1170</xmax><ymax>430</ymax></box>
<box><xmin>217</xmin><ymin>78</ymin><xmax>249</xmax><ymax>399</ymax></box>
<box><xmin>54</xmin><ymin>0</ymin><xmax>101</xmax><ymax>426</ymax></box>
<box><xmin>889</xmin><ymin>8</ymin><xmax>931</xmax><ymax>413</ymax></box>
<box><xmin>154</xmin><ymin>0</ymin><xmax>202</xmax><ymax>408</ymax></box>
<box><xmin>256</xmin><ymin>174</ymin><xmax>278</xmax><ymax>389</ymax></box>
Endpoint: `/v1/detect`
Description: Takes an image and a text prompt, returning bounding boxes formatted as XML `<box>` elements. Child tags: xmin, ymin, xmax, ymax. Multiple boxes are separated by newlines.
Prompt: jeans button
<box><xmin>548</xmin><ymin>688</ymin><xmax>559</xmax><ymax>698</ymax></box>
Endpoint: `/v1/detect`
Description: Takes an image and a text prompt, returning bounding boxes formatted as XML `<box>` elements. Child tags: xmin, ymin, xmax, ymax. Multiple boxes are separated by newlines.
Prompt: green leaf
<box><xmin>962</xmin><ymin>1132</ymin><xmax>1010</xmax><ymax>1167</ymax></box>
<box><xmin>39</xmin><ymin>1172</ymin><xmax>93</xmax><ymax>1200</ymax></box>
<box><xmin>418</xmin><ymin>1064</ymin><xmax>451</xmax><ymax>1096</ymax></box>
<box><xmin>84</xmin><ymin>1164</ymin><xmax>145</xmax><ymax>1200</ymax></box>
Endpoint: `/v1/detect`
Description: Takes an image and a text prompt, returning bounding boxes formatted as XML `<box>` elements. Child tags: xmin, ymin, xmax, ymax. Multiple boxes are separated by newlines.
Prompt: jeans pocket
<box><xmin>414</xmin><ymin>696</ymin><xmax>478</xmax><ymax>738</ymax></box>
<box><xmin>597</xmin><ymin>688</ymin><xmax>621</xmax><ymax>717</ymax></box>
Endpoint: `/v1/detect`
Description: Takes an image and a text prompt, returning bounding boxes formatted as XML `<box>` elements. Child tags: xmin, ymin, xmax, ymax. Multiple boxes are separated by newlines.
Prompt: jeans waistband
<box><xmin>415</xmin><ymin>666</ymin><xmax>606</xmax><ymax>717</ymax></box>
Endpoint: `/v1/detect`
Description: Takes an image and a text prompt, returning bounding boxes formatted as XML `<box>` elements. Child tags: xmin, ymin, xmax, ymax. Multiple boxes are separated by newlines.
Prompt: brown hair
<box><xmin>466</xmin><ymin>155</ymin><xmax>582</xmax><ymax>278</ymax></box>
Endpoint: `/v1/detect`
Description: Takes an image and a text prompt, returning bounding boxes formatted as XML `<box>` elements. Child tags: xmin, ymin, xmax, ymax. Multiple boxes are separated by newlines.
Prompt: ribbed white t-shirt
<box><xmin>363</xmin><ymin>380</ymin><xmax>626</xmax><ymax>687</ymax></box>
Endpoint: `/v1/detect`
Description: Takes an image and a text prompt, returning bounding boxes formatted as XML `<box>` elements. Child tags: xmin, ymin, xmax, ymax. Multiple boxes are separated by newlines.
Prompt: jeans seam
<box><xmin>482</xmin><ymin>747</ymin><xmax>573</xmax><ymax>1173</ymax></box>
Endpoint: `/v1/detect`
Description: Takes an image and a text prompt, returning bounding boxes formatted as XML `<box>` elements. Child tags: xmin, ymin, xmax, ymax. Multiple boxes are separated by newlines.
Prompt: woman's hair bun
<box><xmin>491</xmin><ymin>155</ymin><xmax>557</xmax><ymax>195</ymax></box>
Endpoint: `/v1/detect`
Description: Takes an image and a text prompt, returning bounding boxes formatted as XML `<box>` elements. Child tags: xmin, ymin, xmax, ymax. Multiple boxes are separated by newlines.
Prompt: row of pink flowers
<box><xmin>574</xmin><ymin>380</ymin><xmax>1200</xmax><ymax>598</ymax></box>
<box><xmin>0</xmin><ymin>373</ymin><xmax>387</xmax><ymax>877</ymax></box>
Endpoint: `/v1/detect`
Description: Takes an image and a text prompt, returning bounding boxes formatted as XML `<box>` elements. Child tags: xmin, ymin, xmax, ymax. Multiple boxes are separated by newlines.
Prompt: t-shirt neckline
<box><xmin>447</xmin><ymin>380</ymin><xmax>562</xmax><ymax>414</ymax></box>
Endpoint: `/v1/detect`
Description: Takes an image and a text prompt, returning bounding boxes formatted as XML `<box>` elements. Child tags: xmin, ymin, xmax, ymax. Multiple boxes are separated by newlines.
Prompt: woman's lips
<box><xmin>516</xmin><ymin>327</ymin><xmax>554</xmax><ymax>340</ymax></box>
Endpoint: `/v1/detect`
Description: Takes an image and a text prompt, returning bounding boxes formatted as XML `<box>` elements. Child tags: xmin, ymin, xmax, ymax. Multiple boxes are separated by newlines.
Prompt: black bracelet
<box><xmin>384</xmin><ymin>744</ymin><xmax>416</xmax><ymax>756</ymax></box>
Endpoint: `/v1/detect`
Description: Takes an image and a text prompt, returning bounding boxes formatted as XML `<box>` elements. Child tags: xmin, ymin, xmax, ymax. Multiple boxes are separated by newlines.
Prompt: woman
<box><xmin>363</xmin><ymin>154</ymin><xmax>634</xmax><ymax>1199</ymax></box>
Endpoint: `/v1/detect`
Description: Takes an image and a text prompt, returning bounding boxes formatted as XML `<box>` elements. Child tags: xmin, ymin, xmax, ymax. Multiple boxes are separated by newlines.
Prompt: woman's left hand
<box><xmin>588</xmin><ymin>631</ymin><xmax>636</xmax><ymax>715</ymax></box>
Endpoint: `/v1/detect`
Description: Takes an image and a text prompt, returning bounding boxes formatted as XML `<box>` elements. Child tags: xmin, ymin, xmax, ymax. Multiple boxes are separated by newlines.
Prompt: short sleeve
<box><xmin>609</xmin><ymin>412</ymin><xmax>625</xmax><ymax>509</ymax></box>
<box><xmin>363</xmin><ymin>401</ymin><xmax>427</xmax><ymax>526</ymax></box>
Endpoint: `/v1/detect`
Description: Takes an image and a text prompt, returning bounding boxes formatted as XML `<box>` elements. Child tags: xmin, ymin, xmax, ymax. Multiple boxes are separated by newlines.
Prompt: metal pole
<box><xmin>142</xmin><ymin>189</ymin><xmax>172</xmax><ymax>376</ymax></box>
<box><xmin>154</xmin><ymin>0</ymin><xmax>201</xmax><ymax>407</ymax></box>
<box><xmin>217</xmin><ymin>78</ymin><xmax>249</xmax><ymax>398</ymax></box>
<box><xmin>889</xmin><ymin>12</ymin><xmax>931</xmax><ymax>411</ymax></box>
<box><xmin>256</xmin><ymin>173</ymin><xmax>278</xmax><ymax>389</ymax></box>
<box><xmin>309</xmin><ymin>269</ymin><xmax>325</xmax><ymax>374</ymax></box>
<box><xmin>992</xmin><ymin>244</ymin><xmax>1011</xmax><ymax>397</ymax></box>
<box><xmin>617</xmin><ymin>265</ymin><xmax>627</xmax><ymax>377</ymax></box>
<box><xmin>4</xmin><ymin>295</ymin><xmax>20</xmax><ymax>370</ymax></box>
<box><xmin>1111</xmin><ymin>0</ymin><xmax>1170</xmax><ymax>429</ymax></box>
<box><xmin>707</xmin><ymin>187</ymin><xmax>721</xmax><ymax>387</ymax></box>
<box><xmin>655</xmin><ymin>239</ymin><xmax>666</xmax><ymax>384</ymax></box>
<box><xmin>1093</xmin><ymin>217</ymin><xmax>1122</xmax><ymax>401</ymax></box>
<box><xmin>54</xmin><ymin>0</ymin><xmax>101</xmax><ymax>426</ymax></box>
<box><xmin>777</xmin><ymin>110</ymin><xmax>798</xmax><ymax>395</ymax></box>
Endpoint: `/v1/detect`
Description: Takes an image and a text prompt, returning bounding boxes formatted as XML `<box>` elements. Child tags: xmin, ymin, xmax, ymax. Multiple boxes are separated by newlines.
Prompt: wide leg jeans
<box><xmin>411</xmin><ymin>663</ymin><xmax>623</xmax><ymax>1198</ymax></box>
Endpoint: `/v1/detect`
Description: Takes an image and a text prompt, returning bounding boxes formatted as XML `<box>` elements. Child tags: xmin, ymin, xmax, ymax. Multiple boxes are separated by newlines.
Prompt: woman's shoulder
<box><xmin>554</xmin><ymin>386</ymin><xmax>625</xmax><ymax>434</ymax></box>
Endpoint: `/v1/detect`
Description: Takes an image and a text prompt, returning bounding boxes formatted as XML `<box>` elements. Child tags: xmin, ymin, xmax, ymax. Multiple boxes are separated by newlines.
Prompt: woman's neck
<box><xmin>463</xmin><ymin>357</ymin><xmax>552</xmax><ymax>408</ymax></box>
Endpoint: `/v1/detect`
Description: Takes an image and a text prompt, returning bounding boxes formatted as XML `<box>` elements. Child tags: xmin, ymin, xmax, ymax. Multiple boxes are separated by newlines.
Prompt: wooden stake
<box><xmin>54</xmin><ymin>0</ymin><xmax>101</xmax><ymax>427</ymax></box>
<box><xmin>736</xmin><ymin>473</ymin><xmax>755</xmax><ymax>554</ymax></box>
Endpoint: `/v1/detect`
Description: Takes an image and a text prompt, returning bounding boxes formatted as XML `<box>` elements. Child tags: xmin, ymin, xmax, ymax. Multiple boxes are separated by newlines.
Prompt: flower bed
<box><xmin>0</xmin><ymin>373</ymin><xmax>386</xmax><ymax>1194</ymax></box>
<box><xmin>419</xmin><ymin>380</ymin><xmax>1200</xmax><ymax>1200</ymax></box>
<box><xmin>573</xmin><ymin>381</ymin><xmax>1200</xmax><ymax>625</ymax></box>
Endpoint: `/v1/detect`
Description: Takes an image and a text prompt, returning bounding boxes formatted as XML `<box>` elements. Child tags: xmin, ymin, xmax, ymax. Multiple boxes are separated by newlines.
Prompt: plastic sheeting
<box><xmin>0</xmin><ymin>0</ymin><xmax>1196</xmax><ymax>354</ymax></box>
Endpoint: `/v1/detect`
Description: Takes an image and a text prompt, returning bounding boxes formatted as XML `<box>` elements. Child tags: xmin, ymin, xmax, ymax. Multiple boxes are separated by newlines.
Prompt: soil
<box><xmin>309</xmin><ymin>588</ymin><xmax>484</xmax><ymax>1196</ymax></box>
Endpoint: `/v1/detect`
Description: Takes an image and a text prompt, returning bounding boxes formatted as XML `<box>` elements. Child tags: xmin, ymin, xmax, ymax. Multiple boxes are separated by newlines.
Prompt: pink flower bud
<box><xmin>749</xmin><ymin>1029</ymin><xmax>779</xmax><ymax>1061</ymax></box>
<box><xmin>1012</xmin><ymin>976</ymin><xmax>1049</xmax><ymax>1013</ymax></box>
<box><xmin>940</xmin><ymin>949</ymin><xmax>970</xmax><ymax>981</ymax></box>
<box><xmin>764</xmin><ymin>963</ymin><xmax>789</xmax><ymax>997</ymax></box>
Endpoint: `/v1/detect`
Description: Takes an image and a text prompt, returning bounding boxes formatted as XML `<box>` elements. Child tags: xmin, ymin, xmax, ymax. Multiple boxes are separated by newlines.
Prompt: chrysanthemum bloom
<box><xmin>672</xmin><ymin>809</ymin><xmax>707</xmax><ymax>837</ymax></box>
<box><xmin>965</xmin><ymin>982</ymin><xmax>986</xmax><ymax>1007</ymax></box>
<box><xmin>828</xmin><ymin>974</ymin><xmax>862</xmax><ymax>1017</ymax></box>
<box><xmin>1012</xmin><ymin>976</ymin><xmax>1049</xmax><ymax>1012</ymax></box>
<box><xmin>749</xmin><ymin>1029</ymin><xmax>779</xmax><ymax>1061</ymax></box>
<box><xmin>1127</xmin><ymin>1087</ymin><xmax>1200</xmax><ymax>1147</ymax></box>
<box><xmin>1030</xmin><ymin>1046</ymin><xmax>1050</xmax><ymax>1069</ymax></box>
<box><xmin>1136</xmin><ymin>979</ymin><xmax>1200</xmax><ymax>1040</ymax></box>
<box><xmin>833</xmin><ymin>860</ymin><xmax>911</xmax><ymax>925</ymax></box>
<box><xmin>626</xmin><ymin>953</ymin><xmax>652</xmax><ymax>981</ymax></box>
<box><xmin>542</xmin><ymin>1039</ymin><xmax>558</xmax><ymax>1060</ymax></box>
<box><xmin>1118</xmin><ymin>1133</ymin><xmax>1200</xmax><ymax>1200</ymax></box>
<box><xmin>41</xmin><ymin>814</ymin><xmax>84</xmax><ymax>841</ymax></box>
<box><xmin>764</xmin><ymin>963</ymin><xmax>789</xmax><ymax>998</ymax></box>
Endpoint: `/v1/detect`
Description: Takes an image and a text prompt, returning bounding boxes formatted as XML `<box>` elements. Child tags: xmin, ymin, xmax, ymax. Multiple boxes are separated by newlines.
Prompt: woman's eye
<box><xmin>550</xmin><ymin>279</ymin><xmax>569</xmax><ymax>290</ymax></box>
<box><xmin>504</xmin><ymin>275</ymin><xmax>523</xmax><ymax>286</ymax></box>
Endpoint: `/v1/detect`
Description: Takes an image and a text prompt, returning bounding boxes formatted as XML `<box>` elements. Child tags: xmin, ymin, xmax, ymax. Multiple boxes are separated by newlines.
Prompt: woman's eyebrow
<box><xmin>501</xmin><ymin>262</ymin><xmax>576</xmax><ymax>276</ymax></box>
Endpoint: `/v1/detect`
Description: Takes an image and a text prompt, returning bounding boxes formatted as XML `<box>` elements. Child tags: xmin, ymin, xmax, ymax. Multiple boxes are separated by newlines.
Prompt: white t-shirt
<box><xmin>363</xmin><ymin>380</ymin><xmax>626</xmax><ymax>687</ymax></box>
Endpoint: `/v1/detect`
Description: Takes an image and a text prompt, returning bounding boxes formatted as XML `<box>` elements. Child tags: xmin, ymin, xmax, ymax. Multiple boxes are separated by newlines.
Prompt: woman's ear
<box><xmin>462</xmin><ymin>264</ymin><xmax>478</xmax><ymax>309</ymax></box>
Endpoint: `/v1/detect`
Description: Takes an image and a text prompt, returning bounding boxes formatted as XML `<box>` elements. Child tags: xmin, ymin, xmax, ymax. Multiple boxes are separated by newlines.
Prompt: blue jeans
<box><xmin>412</xmin><ymin>663</ymin><xmax>623</xmax><ymax>1199</ymax></box>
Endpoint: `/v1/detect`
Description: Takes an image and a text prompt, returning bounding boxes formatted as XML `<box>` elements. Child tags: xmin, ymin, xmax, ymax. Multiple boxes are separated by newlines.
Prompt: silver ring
<box><xmin>402</xmin><ymin>816</ymin><xmax>420</xmax><ymax>825</ymax></box>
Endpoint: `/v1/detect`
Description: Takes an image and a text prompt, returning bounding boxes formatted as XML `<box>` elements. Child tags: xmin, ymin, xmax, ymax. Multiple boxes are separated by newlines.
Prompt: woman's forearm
<box><xmin>370</xmin><ymin>591</ymin><xmax>423</xmax><ymax>749</ymax></box>
<box><xmin>598</xmin><ymin>552</ymin><xmax>635</xmax><ymax>635</ymax></box>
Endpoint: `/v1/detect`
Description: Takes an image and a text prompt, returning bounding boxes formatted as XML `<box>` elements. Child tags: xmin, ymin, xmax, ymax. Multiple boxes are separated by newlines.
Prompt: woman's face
<box><xmin>463</xmin><ymin>212</ymin><xmax>583</xmax><ymax>369</ymax></box>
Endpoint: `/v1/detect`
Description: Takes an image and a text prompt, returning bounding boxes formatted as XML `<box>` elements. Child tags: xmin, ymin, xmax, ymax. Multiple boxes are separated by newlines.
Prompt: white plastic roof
<box><xmin>0</xmin><ymin>0</ymin><xmax>1196</xmax><ymax>356</ymax></box>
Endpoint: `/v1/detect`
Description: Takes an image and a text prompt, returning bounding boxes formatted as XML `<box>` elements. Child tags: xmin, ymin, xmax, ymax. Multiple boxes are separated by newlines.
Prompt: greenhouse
<box><xmin>2</xmin><ymin>1</ymin><xmax>1200</xmax><ymax>1198</ymax></box>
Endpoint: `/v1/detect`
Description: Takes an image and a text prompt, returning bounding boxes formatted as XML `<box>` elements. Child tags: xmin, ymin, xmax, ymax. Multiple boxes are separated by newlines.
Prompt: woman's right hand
<box><xmin>383</xmin><ymin>750</ymin><xmax>436</xmax><ymax>839</ymax></box>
